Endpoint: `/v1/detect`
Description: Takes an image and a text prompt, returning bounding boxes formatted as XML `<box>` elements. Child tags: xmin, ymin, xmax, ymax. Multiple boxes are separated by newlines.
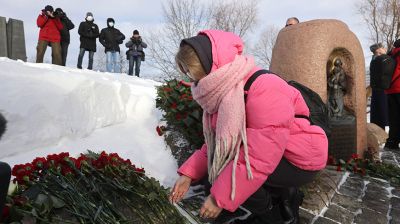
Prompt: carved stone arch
<box><xmin>270</xmin><ymin>19</ymin><xmax>367</xmax><ymax>156</ymax></box>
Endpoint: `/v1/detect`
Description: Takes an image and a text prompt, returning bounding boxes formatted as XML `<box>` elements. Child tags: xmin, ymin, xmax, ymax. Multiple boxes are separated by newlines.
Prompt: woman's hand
<box><xmin>169</xmin><ymin>175</ymin><xmax>192</xmax><ymax>203</ymax></box>
<box><xmin>199</xmin><ymin>195</ymin><xmax>223</xmax><ymax>219</ymax></box>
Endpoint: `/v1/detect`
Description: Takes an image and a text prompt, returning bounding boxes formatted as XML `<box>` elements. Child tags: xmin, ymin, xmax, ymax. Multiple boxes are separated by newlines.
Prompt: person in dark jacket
<box><xmin>369</xmin><ymin>43</ymin><xmax>389</xmax><ymax>130</ymax></box>
<box><xmin>0</xmin><ymin>113</ymin><xmax>11</xmax><ymax>219</ymax></box>
<box><xmin>54</xmin><ymin>8</ymin><xmax>74</xmax><ymax>66</ymax></box>
<box><xmin>36</xmin><ymin>5</ymin><xmax>63</xmax><ymax>65</ymax></box>
<box><xmin>99</xmin><ymin>18</ymin><xmax>125</xmax><ymax>73</ymax></box>
<box><xmin>384</xmin><ymin>40</ymin><xmax>400</xmax><ymax>150</ymax></box>
<box><xmin>125</xmin><ymin>30</ymin><xmax>147</xmax><ymax>77</ymax></box>
<box><xmin>77</xmin><ymin>12</ymin><xmax>99</xmax><ymax>70</ymax></box>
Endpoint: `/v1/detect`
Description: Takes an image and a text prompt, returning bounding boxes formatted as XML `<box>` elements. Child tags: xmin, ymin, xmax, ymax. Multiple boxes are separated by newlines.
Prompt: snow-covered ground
<box><xmin>0</xmin><ymin>58</ymin><xmax>178</xmax><ymax>187</ymax></box>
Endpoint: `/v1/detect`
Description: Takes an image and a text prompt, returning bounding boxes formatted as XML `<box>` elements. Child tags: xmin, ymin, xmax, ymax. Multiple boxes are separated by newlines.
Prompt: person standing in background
<box><xmin>369</xmin><ymin>43</ymin><xmax>389</xmax><ymax>130</ymax></box>
<box><xmin>36</xmin><ymin>5</ymin><xmax>63</xmax><ymax>65</ymax></box>
<box><xmin>54</xmin><ymin>8</ymin><xmax>74</xmax><ymax>66</ymax></box>
<box><xmin>99</xmin><ymin>18</ymin><xmax>125</xmax><ymax>73</ymax></box>
<box><xmin>125</xmin><ymin>30</ymin><xmax>147</xmax><ymax>77</ymax></box>
<box><xmin>77</xmin><ymin>12</ymin><xmax>99</xmax><ymax>70</ymax></box>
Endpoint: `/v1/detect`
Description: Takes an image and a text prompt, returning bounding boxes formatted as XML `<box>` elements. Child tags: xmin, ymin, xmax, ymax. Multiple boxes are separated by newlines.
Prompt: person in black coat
<box><xmin>369</xmin><ymin>43</ymin><xmax>389</xmax><ymax>129</ymax></box>
<box><xmin>99</xmin><ymin>18</ymin><xmax>125</xmax><ymax>73</ymax></box>
<box><xmin>77</xmin><ymin>12</ymin><xmax>99</xmax><ymax>70</ymax></box>
<box><xmin>0</xmin><ymin>113</ymin><xmax>11</xmax><ymax>218</ymax></box>
<box><xmin>54</xmin><ymin>8</ymin><xmax>74</xmax><ymax>66</ymax></box>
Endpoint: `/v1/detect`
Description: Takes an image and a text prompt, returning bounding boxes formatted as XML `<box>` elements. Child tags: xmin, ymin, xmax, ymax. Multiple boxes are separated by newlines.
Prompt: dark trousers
<box><xmin>128</xmin><ymin>56</ymin><xmax>142</xmax><ymax>77</ymax></box>
<box><xmin>36</xmin><ymin>40</ymin><xmax>62</xmax><ymax>65</ymax></box>
<box><xmin>370</xmin><ymin>89</ymin><xmax>389</xmax><ymax>129</ymax></box>
<box><xmin>206</xmin><ymin>158</ymin><xmax>318</xmax><ymax>223</ymax></box>
<box><xmin>60</xmin><ymin>42</ymin><xmax>69</xmax><ymax>66</ymax></box>
<box><xmin>77</xmin><ymin>48</ymin><xmax>94</xmax><ymax>70</ymax></box>
<box><xmin>387</xmin><ymin>93</ymin><xmax>400</xmax><ymax>143</ymax></box>
<box><xmin>0</xmin><ymin>162</ymin><xmax>11</xmax><ymax>216</ymax></box>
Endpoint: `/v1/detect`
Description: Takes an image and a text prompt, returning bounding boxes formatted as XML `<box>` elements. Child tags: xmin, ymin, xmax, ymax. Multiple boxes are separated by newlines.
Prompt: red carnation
<box><xmin>179</xmin><ymin>80</ymin><xmax>192</xmax><ymax>87</ymax></box>
<box><xmin>1</xmin><ymin>205</ymin><xmax>10</xmax><ymax>221</ymax></box>
<box><xmin>163</xmin><ymin>87</ymin><xmax>172</xmax><ymax>92</ymax></box>
<box><xmin>351</xmin><ymin>153</ymin><xmax>359</xmax><ymax>159</ymax></box>
<box><xmin>32</xmin><ymin>157</ymin><xmax>47</xmax><ymax>169</ymax></box>
<box><xmin>336</xmin><ymin>165</ymin><xmax>342</xmax><ymax>172</ymax></box>
<box><xmin>170</xmin><ymin>102</ymin><xmax>177</xmax><ymax>109</ymax></box>
<box><xmin>327</xmin><ymin>155</ymin><xmax>335</xmax><ymax>165</ymax></box>
<box><xmin>156</xmin><ymin>126</ymin><xmax>164</xmax><ymax>136</ymax></box>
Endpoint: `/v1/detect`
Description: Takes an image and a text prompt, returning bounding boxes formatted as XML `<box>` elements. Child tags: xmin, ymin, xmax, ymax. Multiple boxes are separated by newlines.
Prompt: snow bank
<box><xmin>0</xmin><ymin>58</ymin><xmax>178</xmax><ymax>186</ymax></box>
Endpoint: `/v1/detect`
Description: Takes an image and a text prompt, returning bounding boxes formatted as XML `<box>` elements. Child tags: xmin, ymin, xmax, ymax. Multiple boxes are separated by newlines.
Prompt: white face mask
<box><xmin>108</xmin><ymin>22</ymin><xmax>114</xmax><ymax>27</ymax></box>
<box><xmin>86</xmin><ymin>16</ymin><xmax>93</xmax><ymax>21</ymax></box>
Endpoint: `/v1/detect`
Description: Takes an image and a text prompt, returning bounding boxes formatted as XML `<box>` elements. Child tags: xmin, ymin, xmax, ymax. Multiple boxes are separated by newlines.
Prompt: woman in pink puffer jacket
<box><xmin>170</xmin><ymin>30</ymin><xmax>328</xmax><ymax>223</ymax></box>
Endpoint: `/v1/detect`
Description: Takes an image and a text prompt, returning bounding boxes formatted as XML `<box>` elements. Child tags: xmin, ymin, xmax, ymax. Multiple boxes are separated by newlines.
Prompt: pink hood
<box><xmin>178</xmin><ymin>30</ymin><xmax>328</xmax><ymax>212</ymax></box>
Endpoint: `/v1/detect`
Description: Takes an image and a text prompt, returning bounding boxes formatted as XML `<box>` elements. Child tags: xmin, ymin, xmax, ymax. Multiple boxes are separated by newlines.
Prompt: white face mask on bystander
<box><xmin>108</xmin><ymin>22</ymin><xmax>114</xmax><ymax>27</ymax></box>
<box><xmin>86</xmin><ymin>16</ymin><xmax>93</xmax><ymax>21</ymax></box>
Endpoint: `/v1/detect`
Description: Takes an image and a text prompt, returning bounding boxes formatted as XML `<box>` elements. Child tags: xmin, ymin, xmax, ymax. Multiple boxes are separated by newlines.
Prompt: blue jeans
<box><xmin>106</xmin><ymin>51</ymin><xmax>120</xmax><ymax>73</ymax></box>
<box><xmin>128</xmin><ymin>56</ymin><xmax>142</xmax><ymax>77</ymax></box>
<box><xmin>77</xmin><ymin>48</ymin><xmax>94</xmax><ymax>70</ymax></box>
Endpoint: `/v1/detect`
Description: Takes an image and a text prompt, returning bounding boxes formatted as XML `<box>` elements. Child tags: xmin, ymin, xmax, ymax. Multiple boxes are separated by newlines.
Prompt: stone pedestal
<box><xmin>6</xmin><ymin>18</ymin><xmax>26</xmax><ymax>61</ymax></box>
<box><xmin>0</xmin><ymin>16</ymin><xmax>7</xmax><ymax>57</ymax></box>
<box><xmin>270</xmin><ymin>19</ymin><xmax>367</xmax><ymax>156</ymax></box>
<box><xmin>328</xmin><ymin>116</ymin><xmax>356</xmax><ymax>160</ymax></box>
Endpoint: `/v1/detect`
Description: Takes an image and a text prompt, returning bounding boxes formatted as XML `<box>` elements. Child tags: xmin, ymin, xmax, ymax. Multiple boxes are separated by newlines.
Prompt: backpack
<box><xmin>370</xmin><ymin>52</ymin><xmax>400</xmax><ymax>90</ymax></box>
<box><xmin>244</xmin><ymin>70</ymin><xmax>331</xmax><ymax>136</ymax></box>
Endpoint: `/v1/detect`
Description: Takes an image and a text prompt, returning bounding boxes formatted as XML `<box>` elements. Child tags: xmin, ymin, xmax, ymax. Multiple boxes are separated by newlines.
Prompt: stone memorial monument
<box><xmin>0</xmin><ymin>16</ymin><xmax>26</xmax><ymax>61</ymax></box>
<box><xmin>270</xmin><ymin>19</ymin><xmax>367</xmax><ymax>159</ymax></box>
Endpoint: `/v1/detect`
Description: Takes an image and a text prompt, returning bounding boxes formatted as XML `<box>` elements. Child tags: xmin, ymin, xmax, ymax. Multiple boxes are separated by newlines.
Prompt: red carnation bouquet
<box><xmin>2</xmin><ymin>151</ymin><xmax>186</xmax><ymax>224</ymax></box>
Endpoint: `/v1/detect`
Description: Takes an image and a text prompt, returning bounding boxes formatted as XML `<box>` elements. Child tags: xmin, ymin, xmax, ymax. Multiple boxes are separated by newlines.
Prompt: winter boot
<box><xmin>279</xmin><ymin>187</ymin><xmax>303</xmax><ymax>224</ymax></box>
<box><xmin>384</xmin><ymin>140</ymin><xmax>400</xmax><ymax>150</ymax></box>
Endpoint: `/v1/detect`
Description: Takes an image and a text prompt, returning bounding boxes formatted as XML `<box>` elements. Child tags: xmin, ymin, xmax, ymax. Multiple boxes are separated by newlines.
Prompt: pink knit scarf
<box><xmin>191</xmin><ymin>55</ymin><xmax>255</xmax><ymax>200</ymax></box>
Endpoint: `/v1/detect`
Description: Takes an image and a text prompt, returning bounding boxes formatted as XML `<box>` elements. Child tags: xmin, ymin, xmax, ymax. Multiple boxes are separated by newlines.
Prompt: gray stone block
<box><xmin>323</xmin><ymin>204</ymin><xmax>354</xmax><ymax>224</ymax></box>
<box><xmin>0</xmin><ymin>16</ymin><xmax>7</xmax><ymax>57</ymax></box>
<box><xmin>313</xmin><ymin>217</ymin><xmax>338</xmax><ymax>224</ymax></box>
<box><xmin>6</xmin><ymin>18</ymin><xmax>26</xmax><ymax>61</ymax></box>
<box><xmin>354</xmin><ymin>208</ymin><xmax>388</xmax><ymax>224</ymax></box>
<box><xmin>331</xmin><ymin>194</ymin><xmax>362</xmax><ymax>213</ymax></box>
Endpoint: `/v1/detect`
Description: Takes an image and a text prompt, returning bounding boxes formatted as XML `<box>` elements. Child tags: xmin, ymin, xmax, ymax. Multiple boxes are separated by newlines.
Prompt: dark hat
<box><xmin>107</xmin><ymin>18</ymin><xmax>115</xmax><ymax>23</ymax></box>
<box><xmin>44</xmin><ymin>5</ymin><xmax>54</xmax><ymax>12</ymax></box>
<box><xmin>370</xmin><ymin>43</ymin><xmax>383</xmax><ymax>53</ymax></box>
<box><xmin>133</xmin><ymin>30</ymin><xmax>139</xmax><ymax>35</ymax></box>
<box><xmin>55</xmin><ymin>8</ymin><xmax>63</xmax><ymax>14</ymax></box>
<box><xmin>180</xmin><ymin>34</ymin><xmax>213</xmax><ymax>74</ymax></box>
<box><xmin>86</xmin><ymin>12</ymin><xmax>93</xmax><ymax>17</ymax></box>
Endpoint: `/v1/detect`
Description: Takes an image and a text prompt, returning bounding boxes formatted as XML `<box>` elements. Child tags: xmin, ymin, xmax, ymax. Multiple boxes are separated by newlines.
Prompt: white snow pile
<box><xmin>0</xmin><ymin>58</ymin><xmax>178</xmax><ymax>186</ymax></box>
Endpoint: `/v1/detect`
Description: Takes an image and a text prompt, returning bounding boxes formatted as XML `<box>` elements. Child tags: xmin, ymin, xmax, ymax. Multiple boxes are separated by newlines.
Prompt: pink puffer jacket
<box><xmin>178</xmin><ymin>30</ymin><xmax>328</xmax><ymax>212</ymax></box>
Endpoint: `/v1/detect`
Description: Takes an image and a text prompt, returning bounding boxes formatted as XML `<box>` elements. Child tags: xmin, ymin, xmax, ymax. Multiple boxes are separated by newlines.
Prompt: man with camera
<box><xmin>125</xmin><ymin>30</ymin><xmax>147</xmax><ymax>77</ymax></box>
<box><xmin>36</xmin><ymin>5</ymin><xmax>63</xmax><ymax>65</ymax></box>
<box><xmin>54</xmin><ymin>8</ymin><xmax>74</xmax><ymax>66</ymax></box>
<box><xmin>77</xmin><ymin>12</ymin><xmax>100</xmax><ymax>70</ymax></box>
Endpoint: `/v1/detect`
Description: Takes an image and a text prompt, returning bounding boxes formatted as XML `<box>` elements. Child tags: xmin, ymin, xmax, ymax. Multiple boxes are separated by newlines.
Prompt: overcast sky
<box><xmin>0</xmin><ymin>0</ymin><xmax>372</xmax><ymax>72</ymax></box>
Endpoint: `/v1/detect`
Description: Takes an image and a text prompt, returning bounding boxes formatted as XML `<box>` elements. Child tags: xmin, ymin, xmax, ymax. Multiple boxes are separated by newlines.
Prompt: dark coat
<box><xmin>59</xmin><ymin>15</ymin><xmax>74</xmax><ymax>44</ymax></box>
<box><xmin>78</xmin><ymin>20</ymin><xmax>100</xmax><ymax>52</ymax></box>
<box><xmin>99</xmin><ymin>27</ymin><xmax>125</xmax><ymax>53</ymax></box>
<box><xmin>125</xmin><ymin>36</ymin><xmax>147</xmax><ymax>58</ymax></box>
<box><xmin>370</xmin><ymin>57</ymin><xmax>389</xmax><ymax>128</ymax></box>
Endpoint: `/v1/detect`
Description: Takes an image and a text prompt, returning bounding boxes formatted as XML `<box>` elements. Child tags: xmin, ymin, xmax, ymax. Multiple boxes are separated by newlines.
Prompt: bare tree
<box><xmin>209</xmin><ymin>0</ymin><xmax>259</xmax><ymax>39</ymax></box>
<box><xmin>147</xmin><ymin>0</ymin><xmax>209</xmax><ymax>79</ymax></box>
<box><xmin>147</xmin><ymin>0</ymin><xmax>260</xmax><ymax>79</ymax></box>
<box><xmin>251</xmin><ymin>25</ymin><xmax>279</xmax><ymax>68</ymax></box>
<box><xmin>358</xmin><ymin>0</ymin><xmax>400</xmax><ymax>49</ymax></box>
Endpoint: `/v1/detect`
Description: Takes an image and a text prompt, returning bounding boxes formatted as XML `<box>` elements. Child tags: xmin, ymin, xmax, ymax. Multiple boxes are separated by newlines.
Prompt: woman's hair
<box><xmin>175</xmin><ymin>44</ymin><xmax>205</xmax><ymax>77</ymax></box>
